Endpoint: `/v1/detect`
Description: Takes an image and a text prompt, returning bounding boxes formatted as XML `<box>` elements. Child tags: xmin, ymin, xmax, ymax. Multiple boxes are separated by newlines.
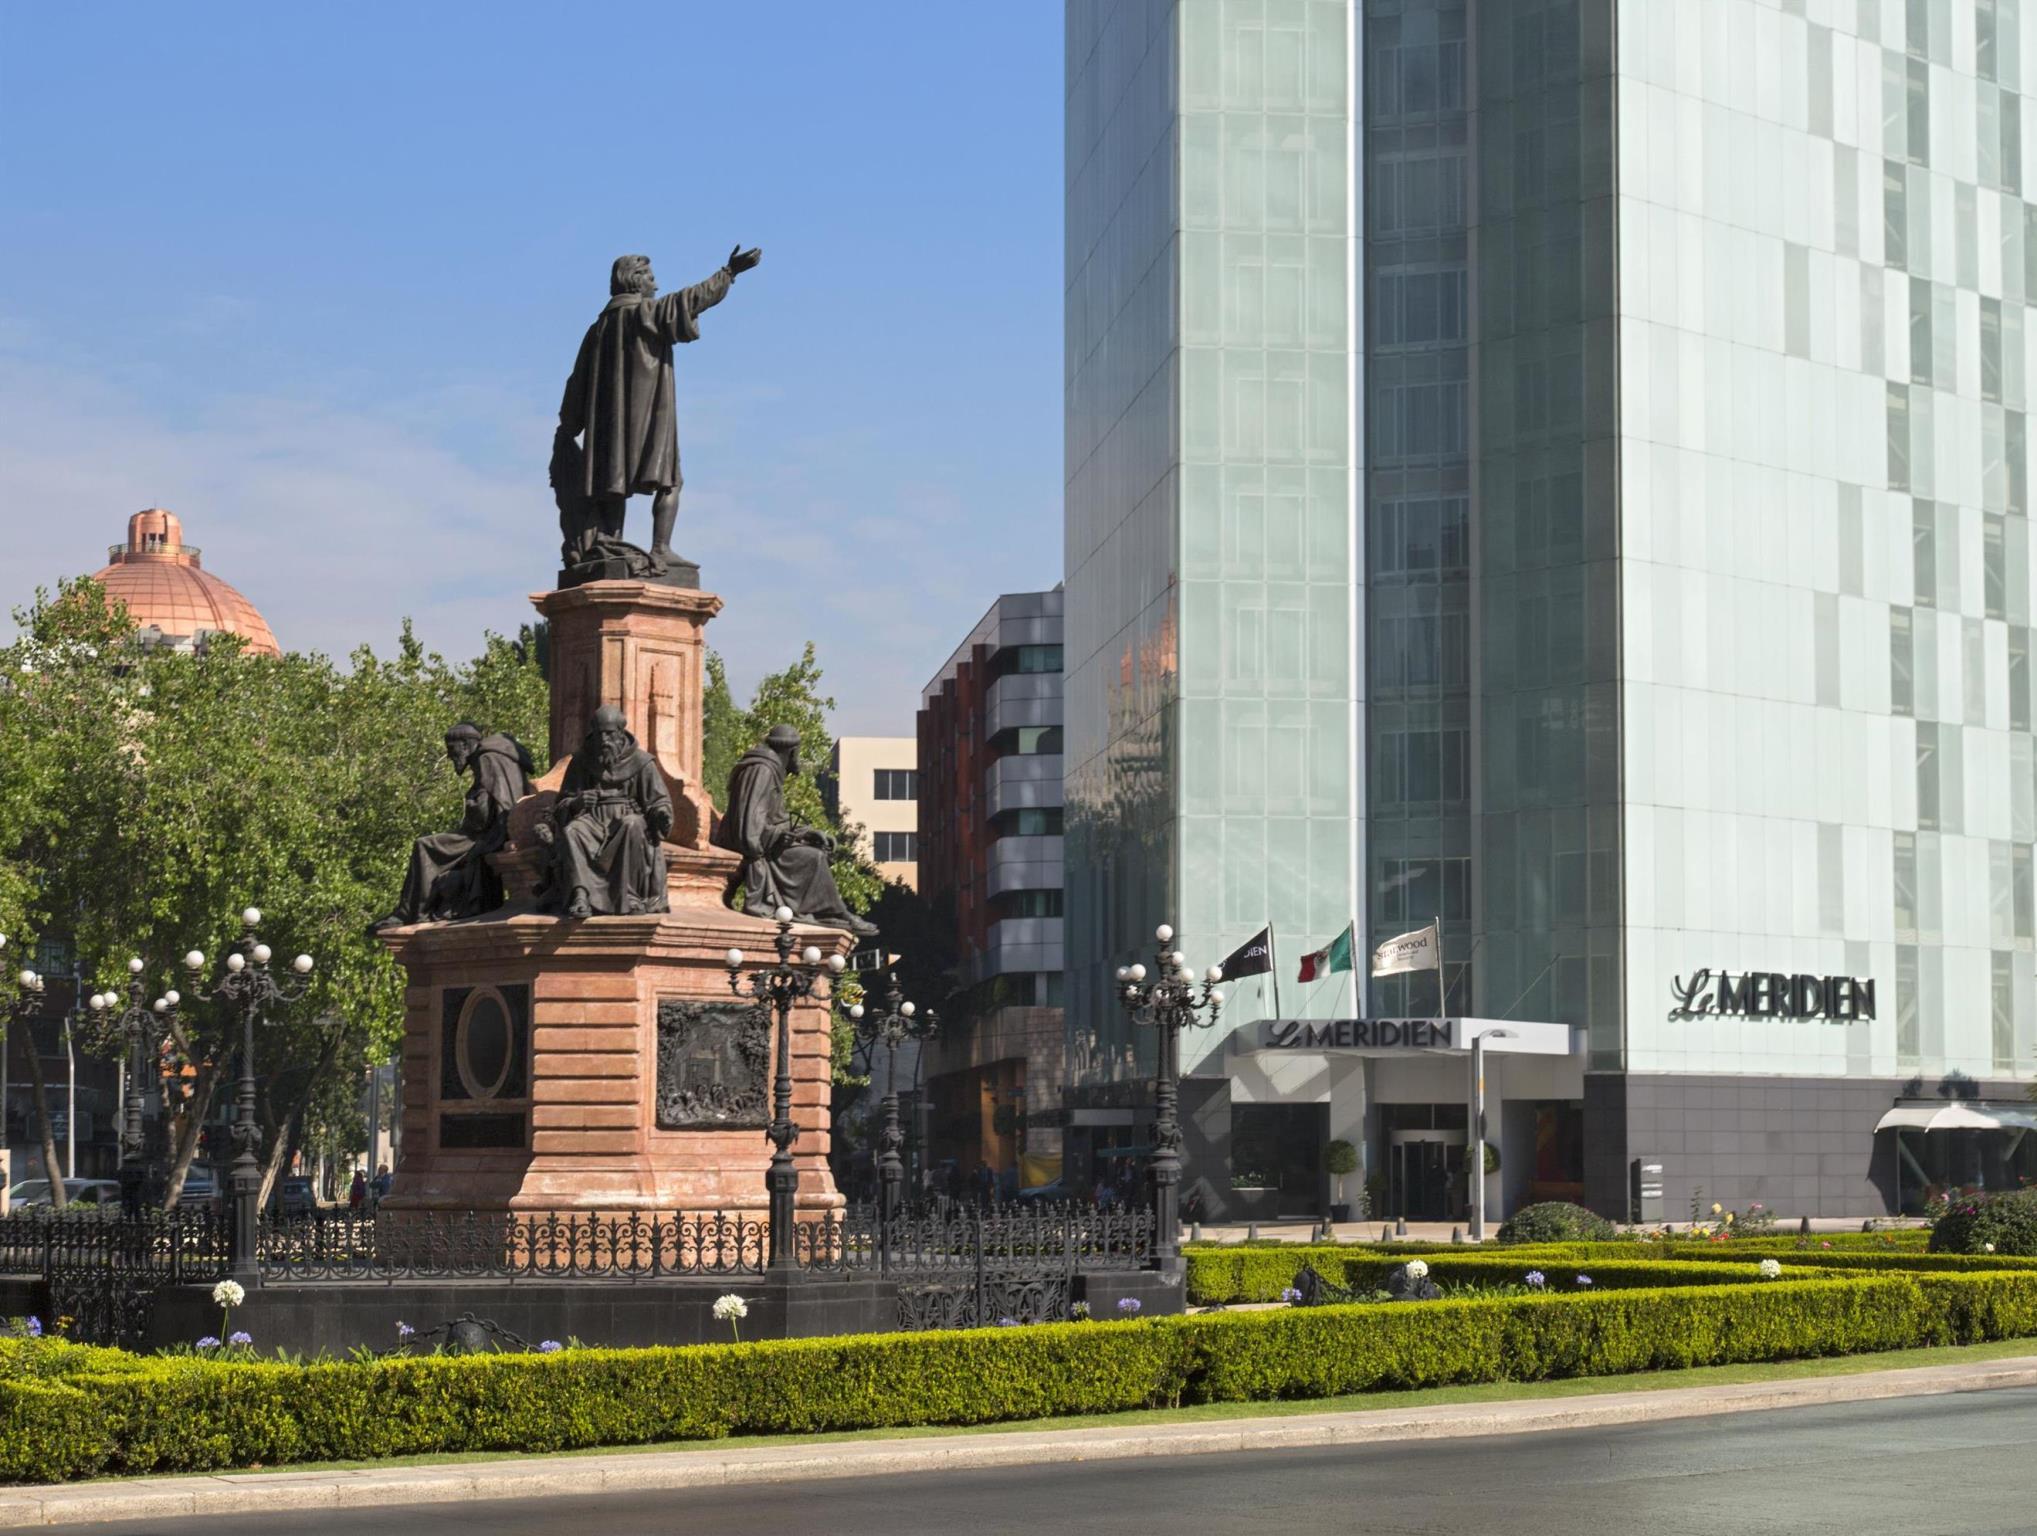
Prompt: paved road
<box><xmin>86</xmin><ymin>1387</ymin><xmax>2037</xmax><ymax>1536</ymax></box>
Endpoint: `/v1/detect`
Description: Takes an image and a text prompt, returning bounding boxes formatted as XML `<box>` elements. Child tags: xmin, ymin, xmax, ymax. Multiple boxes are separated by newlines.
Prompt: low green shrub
<box><xmin>1930</xmin><ymin>1188</ymin><xmax>2037</xmax><ymax>1256</ymax></box>
<box><xmin>1183</xmin><ymin>1249</ymin><xmax>1820</xmax><ymax>1305</ymax></box>
<box><xmin>1495</xmin><ymin>1202</ymin><xmax>1616</xmax><ymax>1244</ymax></box>
<box><xmin>5</xmin><ymin>1270</ymin><xmax>2036</xmax><ymax>1484</ymax></box>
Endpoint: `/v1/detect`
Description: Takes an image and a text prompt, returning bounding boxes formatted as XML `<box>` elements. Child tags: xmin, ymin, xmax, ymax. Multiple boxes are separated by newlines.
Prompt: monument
<box><xmin>376</xmin><ymin>246</ymin><xmax>852</xmax><ymax>1222</ymax></box>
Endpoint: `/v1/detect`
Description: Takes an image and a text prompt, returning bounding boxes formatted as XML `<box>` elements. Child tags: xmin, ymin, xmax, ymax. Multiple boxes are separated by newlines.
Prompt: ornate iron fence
<box><xmin>0</xmin><ymin>1207</ymin><xmax>228</xmax><ymax>1347</ymax></box>
<box><xmin>254</xmin><ymin>1208</ymin><xmax>771</xmax><ymax>1281</ymax></box>
<box><xmin>0</xmin><ymin>1199</ymin><xmax>1160</xmax><ymax>1341</ymax></box>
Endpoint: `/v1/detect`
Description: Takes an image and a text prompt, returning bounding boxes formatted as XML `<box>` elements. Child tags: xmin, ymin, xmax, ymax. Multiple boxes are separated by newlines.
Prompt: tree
<box><xmin>0</xmin><ymin>581</ymin><xmax>550</xmax><ymax>1209</ymax></box>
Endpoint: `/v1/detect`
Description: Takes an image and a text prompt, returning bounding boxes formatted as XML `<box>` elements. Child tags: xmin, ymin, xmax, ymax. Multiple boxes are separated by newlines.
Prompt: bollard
<box><xmin>1381</xmin><ymin>1224</ymin><xmax>1392</xmax><ymax>1243</ymax></box>
<box><xmin>1394</xmin><ymin>1215</ymin><xmax>1407</xmax><ymax>1237</ymax></box>
<box><xmin>1191</xmin><ymin>1222</ymin><xmax>1202</xmax><ymax>1243</ymax></box>
<box><xmin>1799</xmin><ymin>1215</ymin><xmax>1811</xmax><ymax>1236</ymax></box>
<box><xmin>1451</xmin><ymin>1226</ymin><xmax>1463</xmax><ymax>1244</ymax></box>
<box><xmin>1247</xmin><ymin>1223</ymin><xmax>1260</xmax><ymax>1241</ymax></box>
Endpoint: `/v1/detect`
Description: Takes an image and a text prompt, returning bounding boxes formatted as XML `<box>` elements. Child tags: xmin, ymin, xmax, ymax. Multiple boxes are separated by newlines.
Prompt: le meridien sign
<box><xmin>1669</xmin><ymin>970</ymin><xmax>1877</xmax><ymax>1022</ymax></box>
<box><xmin>1263</xmin><ymin>1018</ymin><xmax>1458</xmax><ymax>1050</ymax></box>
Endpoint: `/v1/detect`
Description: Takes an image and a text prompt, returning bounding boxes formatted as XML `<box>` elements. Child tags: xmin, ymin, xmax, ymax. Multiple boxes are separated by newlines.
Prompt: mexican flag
<box><xmin>1297</xmin><ymin>922</ymin><xmax>1355</xmax><ymax>983</ymax></box>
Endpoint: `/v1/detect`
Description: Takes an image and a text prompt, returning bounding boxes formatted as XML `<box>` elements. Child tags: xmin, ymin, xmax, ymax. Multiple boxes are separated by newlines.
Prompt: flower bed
<box><xmin>5</xmin><ymin>1268</ymin><xmax>2034</xmax><ymax>1485</ymax></box>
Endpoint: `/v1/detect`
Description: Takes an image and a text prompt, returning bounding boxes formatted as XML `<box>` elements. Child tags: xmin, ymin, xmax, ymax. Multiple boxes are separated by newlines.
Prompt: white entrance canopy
<box><xmin>1237</xmin><ymin>1016</ymin><xmax>1577</xmax><ymax>1058</ymax></box>
<box><xmin>1874</xmin><ymin>1102</ymin><xmax>2037</xmax><ymax>1133</ymax></box>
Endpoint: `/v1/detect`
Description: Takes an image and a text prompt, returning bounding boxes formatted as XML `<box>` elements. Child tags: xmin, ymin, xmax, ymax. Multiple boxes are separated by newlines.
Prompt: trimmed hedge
<box><xmin>1494</xmin><ymin>1201</ymin><xmax>1616</xmax><ymax>1244</ymax></box>
<box><xmin>7</xmin><ymin>1270</ymin><xmax>2037</xmax><ymax>1483</ymax></box>
<box><xmin>1183</xmin><ymin>1249</ymin><xmax>1826</xmax><ymax>1305</ymax></box>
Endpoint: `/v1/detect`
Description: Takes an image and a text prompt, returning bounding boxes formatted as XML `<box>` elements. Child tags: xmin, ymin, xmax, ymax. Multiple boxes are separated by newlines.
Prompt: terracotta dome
<box><xmin>90</xmin><ymin>509</ymin><xmax>280</xmax><ymax>657</ymax></box>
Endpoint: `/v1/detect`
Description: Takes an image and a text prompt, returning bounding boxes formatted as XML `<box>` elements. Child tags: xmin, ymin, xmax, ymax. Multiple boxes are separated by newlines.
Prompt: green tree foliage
<box><xmin>701</xmin><ymin>641</ymin><xmax>880</xmax><ymax>917</ymax></box>
<box><xmin>0</xmin><ymin>581</ymin><xmax>549</xmax><ymax>1206</ymax></box>
<box><xmin>701</xmin><ymin>642</ymin><xmax>880</xmax><ymax>1084</ymax></box>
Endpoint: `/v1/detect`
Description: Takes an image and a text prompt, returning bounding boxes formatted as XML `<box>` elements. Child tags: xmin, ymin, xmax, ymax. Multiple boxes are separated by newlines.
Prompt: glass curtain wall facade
<box><xmin>1616</xmin><ymin>0</ymin><xmax>2037</xmax><ymax>1087</ymax></box>
<box><xmin>1363</xmin><ymin>0</ymin><xmax>1477</xmax><ymax>1017</ymax></box>
<box><xmin>1065</xmin><ymin>0</ymin><xmax>1360</xmax><ymax>1088</ymax></box>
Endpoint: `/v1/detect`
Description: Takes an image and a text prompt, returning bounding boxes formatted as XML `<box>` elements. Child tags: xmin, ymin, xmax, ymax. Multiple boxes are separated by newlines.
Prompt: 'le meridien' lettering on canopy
<box><xmin>1668</xmin><ymin>970</ymin><xmax>1876</xmax><ymax>1022</ymax></box>
<box><xmin>1262</xmin><ymin>1018</ymin><xmax>1456</xmax><ymax>1050</ymax></box>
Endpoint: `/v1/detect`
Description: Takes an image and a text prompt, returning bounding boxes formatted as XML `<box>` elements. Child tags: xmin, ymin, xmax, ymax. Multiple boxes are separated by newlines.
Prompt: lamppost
<box><xmin>181</xmin><ymin>908</ymin><xmax>314</xmax><ymax>1276</ymax></box>
<box><xmin>725</xmin><ymin>908</ymin><xmax>846</xmax><ymax>1271</ymax></box>
<box><xmin>1469</xmin><ymin>1027</ymin><xmax>1514</xmax><ymax>1243</ymax></box>
<box><xmin>2</xmin><ymin>951</ymin><xmax>44</xmax><ymax>1206</ymax></box>
<box><xmin>87</xmin><ymin>959</ymin><xmax>183</xmax><ymax>1218</ymax></box>
<box><xmin>847</xmin><ymin>974</ymin><xmax>938</xmax><ymax>1235</ymax></box>
<box><xmin>1114</xmin><ymin>922</ymin><xmax>1224</xmax><ymax>1264</ymax></box>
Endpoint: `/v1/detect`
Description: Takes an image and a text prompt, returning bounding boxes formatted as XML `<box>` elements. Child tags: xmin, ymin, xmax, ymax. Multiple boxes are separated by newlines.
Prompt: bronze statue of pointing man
<box><xmin>552</xmin><ymin>245</ymin><xmax>763</xmax><ymax>582</ymax></box>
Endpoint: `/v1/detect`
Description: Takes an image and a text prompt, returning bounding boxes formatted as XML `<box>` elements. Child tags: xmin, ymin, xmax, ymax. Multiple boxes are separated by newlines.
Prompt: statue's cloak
<box><xmin>559</xmin><ymin>272</ymin><xmax>732</xmax><ymax>499</ymax></box>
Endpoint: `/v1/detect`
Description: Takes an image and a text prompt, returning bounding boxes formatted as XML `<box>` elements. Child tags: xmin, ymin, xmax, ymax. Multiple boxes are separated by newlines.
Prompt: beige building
<box><xmin>826</xmin><ymin>736</ymin><xmax>919</xmax><ymax>890</ymax></box>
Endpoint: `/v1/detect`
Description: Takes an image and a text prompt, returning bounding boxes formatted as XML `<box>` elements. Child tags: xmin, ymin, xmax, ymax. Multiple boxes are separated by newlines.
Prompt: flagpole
<box><xmin>1270</xmin><ymin>924</ymin><xmax>1283</xmax><ymax>1018</ymax></box>
<box><xmin>1434</xmin><ymin>913</ymin><xmax>1446</xmax><ymax>1017</ymax></box>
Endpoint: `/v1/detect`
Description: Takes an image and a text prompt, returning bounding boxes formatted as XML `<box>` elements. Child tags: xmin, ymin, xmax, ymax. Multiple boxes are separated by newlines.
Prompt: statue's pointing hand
<box><xmin>727</xmin><ymin>245</ymin><xmax>763</xmax><ymax>277</ymax></box>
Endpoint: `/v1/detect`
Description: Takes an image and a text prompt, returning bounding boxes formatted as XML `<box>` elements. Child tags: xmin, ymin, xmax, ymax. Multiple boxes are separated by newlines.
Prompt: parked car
<box><xmin>273</xmin><ymin>1177</ymin><xmax>317</xmax><ymax>1219</ymax></box>
<box><xmin>172</xmin><ymin>1170</ymin><xmax>220</xmax><ymax>1205</ymax></box>
<box><xmin>5</xmin><ymin>1178</ymin><xmax>121</xmax><ymax>1211</ymax></box>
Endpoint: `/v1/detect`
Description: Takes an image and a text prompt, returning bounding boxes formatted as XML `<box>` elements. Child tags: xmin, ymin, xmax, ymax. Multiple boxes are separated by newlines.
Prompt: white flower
<box><xmin>1985</xmin><ymin>1243</ymin><xmax>1997</xmax><ymax>1253</ymax></box>
<box><xmin>1757</xmin><ymin>1258</ymin><xmax>1782</xmax><ymax>1279</ymax></box>
<box><xmin>211</xmin><ymin>1280</ymin><xmax>246</xmax><ymax>1308</ymax></box>
<box><xmin>712</xmin><ymin>1294</ymin><xmax>749</xmax><ymax>1321</ymax></box>
<box><xmin>1403</xmin><ymin>1259</ymin><xmax>1429</xmax><ymax>1280</ymax></box>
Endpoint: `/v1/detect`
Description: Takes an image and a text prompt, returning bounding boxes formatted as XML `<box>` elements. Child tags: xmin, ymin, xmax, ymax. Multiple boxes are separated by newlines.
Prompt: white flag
<box><xmin>1371</xmin><ymin>922</ymin><xmax>1439</xmax><ymax>978</ymax></box>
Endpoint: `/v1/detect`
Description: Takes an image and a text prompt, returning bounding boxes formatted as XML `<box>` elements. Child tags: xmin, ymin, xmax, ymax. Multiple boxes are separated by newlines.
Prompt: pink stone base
<box><xmin>377</xmin><ymin>907</ymin><xmax>845</xmax><ymax>1217</ymax></box>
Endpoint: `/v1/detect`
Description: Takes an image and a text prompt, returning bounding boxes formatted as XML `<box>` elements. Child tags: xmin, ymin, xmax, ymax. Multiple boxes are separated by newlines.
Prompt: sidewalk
<box><xmin>4</xmin><ymin>1353</ymin><xmax>2031</xmax><ymax>1528</ymax></box>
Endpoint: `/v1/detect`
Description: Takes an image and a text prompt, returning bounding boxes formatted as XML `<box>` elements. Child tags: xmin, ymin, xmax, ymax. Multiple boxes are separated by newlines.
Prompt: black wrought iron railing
<box><xmin>0</xmin><ymin>1199</ymin><xmax>1161</xmax><ymax>1341</ymax></box>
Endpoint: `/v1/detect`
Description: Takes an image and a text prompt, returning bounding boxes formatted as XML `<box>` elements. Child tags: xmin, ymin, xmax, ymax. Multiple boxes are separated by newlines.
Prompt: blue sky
<box><xmin>0</xmin><ymin>3</ymin><xmax>1063</xmax><ymax>732</ymax></box>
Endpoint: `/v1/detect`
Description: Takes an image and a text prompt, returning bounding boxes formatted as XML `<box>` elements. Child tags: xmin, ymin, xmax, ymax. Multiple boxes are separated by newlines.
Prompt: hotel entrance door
<box><xmin>1388</xmin><ymin>1130</ymin><xmax>1466</xmax><ymax>1222</ymax></box>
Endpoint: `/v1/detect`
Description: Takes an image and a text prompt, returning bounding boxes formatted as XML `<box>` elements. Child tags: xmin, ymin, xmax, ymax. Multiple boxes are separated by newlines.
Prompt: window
<box><xmin>1011</xmin><ymin>725</ymin><xmax>1064</xmax><ymax>755</ymax></box>
<box><xmin>1376</xmin><ymin>856</ymin><xmax>1471</xmax><ymax>925</ymax></box>
<box><xmin>1005</xmin><ymin>808</ymin><xmax>1064</xmax><ymax>837</ymax></box>
<box><xmin>872</xmin><ymin>768</ymin><xmax>918</xmax><ymax>801</ymax></box>
<box><xmin>1008</xmin><ymin>644</ymin><xmax>1063</xmax><ymax>675</ymax></box>
<box><xmin>872</xmin><ymin>831</ymin><xmax>919</xmax><ymax>863</ymax></box>
<box><xmin>997</xmin><ymin>889</ymin><xmax>1064</xmax><ymax>920</ymax></box>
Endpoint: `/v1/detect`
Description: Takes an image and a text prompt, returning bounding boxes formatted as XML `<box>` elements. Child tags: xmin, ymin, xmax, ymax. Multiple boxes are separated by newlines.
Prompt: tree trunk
<box><xmin>256</xmin><ymin>1021</ymin><xmax>356</xmax><ymax>1212</ymax></box>
<box><xmin>19</xmin><ymin>1026</ymin><xmax>67</xmax><ymax>1210</ymax></box>
<box><xmin>160</xmin><ymin>1063</ymin><xmax>221</xmax><ymax>1208</ymax></box>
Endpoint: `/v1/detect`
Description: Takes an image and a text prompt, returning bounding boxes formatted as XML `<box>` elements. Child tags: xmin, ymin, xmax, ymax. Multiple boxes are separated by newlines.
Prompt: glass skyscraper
<box><xmin>1064</xmin><ymin>0</ymin><xmax>2037</xmax><ymax>1222</ymax></box>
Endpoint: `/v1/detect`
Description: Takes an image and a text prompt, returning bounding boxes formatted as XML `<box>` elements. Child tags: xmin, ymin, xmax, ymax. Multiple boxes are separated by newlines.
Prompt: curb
<box><xmin>5</xmin><ymin>1356</ymin><xmax>2034</xmax><ymax>1527</ymax></box>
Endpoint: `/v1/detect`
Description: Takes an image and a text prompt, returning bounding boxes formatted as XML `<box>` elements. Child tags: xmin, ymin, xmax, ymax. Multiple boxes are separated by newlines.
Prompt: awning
<box><xmin>1875</xmin><ymin>1103</ymin><xmax>2037</xmax><ymax>1133</ymax></box>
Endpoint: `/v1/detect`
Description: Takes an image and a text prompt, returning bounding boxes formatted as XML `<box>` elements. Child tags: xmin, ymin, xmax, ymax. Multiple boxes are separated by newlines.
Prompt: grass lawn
<box><xmin>139</xmin><ymin>1336</ymin><xmax>2037</xmax><ymax>1482</ymax></box>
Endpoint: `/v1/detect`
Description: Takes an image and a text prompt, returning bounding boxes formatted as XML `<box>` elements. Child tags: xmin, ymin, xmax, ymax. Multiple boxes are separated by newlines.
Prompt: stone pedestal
<box><xmin>377</xmin><ymin>578</ymin><xmax>845</xmax><ymax>1220</ymax></box>
<box><xmin>378</xmin><ymin>909</ymin><xmax>844</xmax><ymax>1215</ymax></box>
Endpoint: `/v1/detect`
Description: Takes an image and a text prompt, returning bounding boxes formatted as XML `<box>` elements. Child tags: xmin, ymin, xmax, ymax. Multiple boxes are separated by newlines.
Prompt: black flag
<box><xmin>1219</xmin><ymin>926</ymin><xmax>1274</xmax><ymax>981</ymax></box>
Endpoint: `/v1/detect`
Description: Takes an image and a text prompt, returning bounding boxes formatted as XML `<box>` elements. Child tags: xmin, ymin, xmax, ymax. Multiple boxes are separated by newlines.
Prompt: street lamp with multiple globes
<box><xmin>1</xmin><ymin>944</ymin><xmax>47</xmax><ymax>1199</ymax></box>
<box><xmin>87</xmin><ymin>959</ymin><xmax>184</xmax><ymax>1217</ymax></box>
<box><xmin>180</xmin><ymin>908</ymin><xmax>314</xmax><ymax>1275</ymax></box>
<box><xmin>846</xmin><ymin>974</ymin><xmax>938</xmax><ymax>1229</ymax></box>
<box><xmin>1114</xmin><ymin>922</ymin><xmax>1224</xmax><ymax>1264</ymax></box>
<box><xmin>725</xmin><ymin>907</ymin><xmax>846</xmax><ymax>1271</ymax></box>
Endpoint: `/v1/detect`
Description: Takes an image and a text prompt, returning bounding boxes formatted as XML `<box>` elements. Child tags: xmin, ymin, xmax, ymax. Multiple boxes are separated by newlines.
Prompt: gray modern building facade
<box><xmin>1064</xmin><ymin>0</ymin><xmax>2037</xmax><ymax>1222</ymax></box>
<box><xmin>918</xmin><ymin>590</ymin><xmax>1069</xmax><ymax>1191</ymax></box>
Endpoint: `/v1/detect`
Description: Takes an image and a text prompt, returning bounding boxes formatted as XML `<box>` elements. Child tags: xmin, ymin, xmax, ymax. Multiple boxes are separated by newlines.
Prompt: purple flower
<box><xmin>1280</xmin><ymin>1286</ymin><xmax>1302</xmax><ymax>1303</ymax></box>
<box><xmin>1117</xmin><ymin>1297</ymin><xmax>1141</xmax><ymax>1315</ymax></box>
<box><xmin>396</xmin><ymin>1321</ymin><xmax>415</xmax><ymax>1340</ymax></box>
<box><xmin>228</xmin><ymin>1331</ymin><xmax>252</xmax><ymax>1347</ymax></box>
<box><xmin>538</xmin><ymin>1340</ymin><xmax>563</xmax><ymax>1353</ymax></box>
<box><xmin>996</xmin><ymin>1317</ymin><xmax>1019</xmax><ymax>1327</ymax></box>
<box><xmin>196</xmin><ymin>1335</ymin><xmax>220</xmax><ymax>1349</ymax></box>
<box><xmin>1575</xmin><ymin>1275</ymin><xmax>1594</xmax><ymax>1287</ymax></box>
<box><xmin>23</xmin><ymin>1317</ymin><xmax>40</xmax><ymax>1338</ymax></box>
<box><xmin>1525</xmin><ymin>1271</ymin><xmax>1546</xmax><ymax>1287</ymax></box>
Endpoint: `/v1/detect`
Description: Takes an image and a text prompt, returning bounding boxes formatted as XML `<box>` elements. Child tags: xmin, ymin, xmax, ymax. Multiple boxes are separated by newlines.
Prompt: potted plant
<box><xmin>1324</xmin><ymin>1139</ymin><xmax>1360</xmax><ymax>1223</ymax></box>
